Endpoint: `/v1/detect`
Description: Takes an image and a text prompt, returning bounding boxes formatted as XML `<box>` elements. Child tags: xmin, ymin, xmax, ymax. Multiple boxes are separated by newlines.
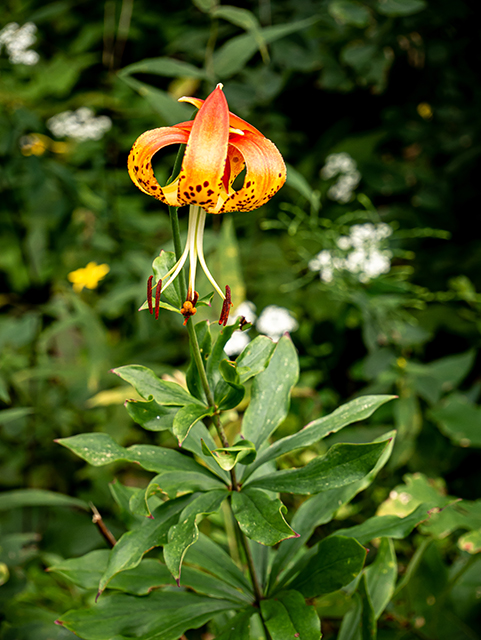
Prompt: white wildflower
<box><xmin>309</xmin><ymin>222</ymin><xmax>393</xmax><ymax>284</ymax></box>
<box><xmin>0</xmin><ymin>22</ymin><xmax>39</xmax><ymax>65</ymax></box>
<box><xmin>47</xmin><ymin>107</ymin><xmax>112</xmax><ymax>141</ymax></box>
<box><xmin>321</xmin><ymin>152</ymin><xmax>357</xmax><ymax>179</ymax></box>
<box><xmin>256</xmin><ymin>305</ymin><xmax>298</xmax><ymax>341</ymax></box>
<box><xmin>224</xmin><ymin>330</ymin><xmax>251</xmax><ymax>357</ymax></box>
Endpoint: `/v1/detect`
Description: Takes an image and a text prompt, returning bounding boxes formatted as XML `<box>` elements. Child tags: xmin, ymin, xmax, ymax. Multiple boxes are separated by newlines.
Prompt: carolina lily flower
<box><xmin>128</xmin><ymin>83</ymin><xmax>286</xmax><ymax>323</ymax></box>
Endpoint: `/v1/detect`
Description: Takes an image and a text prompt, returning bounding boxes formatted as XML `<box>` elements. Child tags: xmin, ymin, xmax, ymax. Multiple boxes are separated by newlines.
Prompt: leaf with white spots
<box><xmin>231</xmin><ymin>488</ymin><xmax>299</xmax><ymax>546</ymax></box>
<box><xmin>246</xmin><ymin>439</ymin><xmax>391</xmax><ymax>495</ymax></box>
<box><xmin>241</xmin><ymin>335</ymin><xmax>299</xmax><ymax>449</ymax></box>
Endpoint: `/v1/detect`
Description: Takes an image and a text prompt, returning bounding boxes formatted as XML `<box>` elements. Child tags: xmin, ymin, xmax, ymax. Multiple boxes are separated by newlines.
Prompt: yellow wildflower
<box><xmin>68</xmin><ymin>262</ymin><xmax>110</xmax><ymax>292</ymax></box>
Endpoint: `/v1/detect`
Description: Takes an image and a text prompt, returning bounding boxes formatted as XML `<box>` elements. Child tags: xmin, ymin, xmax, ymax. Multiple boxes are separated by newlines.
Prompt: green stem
<box><xmin>168</xmin><ymin>204</ymin><xmax>262</xmax><ymax>599</ymax></box>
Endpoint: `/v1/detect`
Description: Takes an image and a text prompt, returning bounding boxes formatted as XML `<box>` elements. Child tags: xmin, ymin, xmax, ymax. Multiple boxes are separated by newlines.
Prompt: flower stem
<box><xmin>168</xmin><ymin>205</ymin><xmax>262</xmax><ymax>601</ymax></box>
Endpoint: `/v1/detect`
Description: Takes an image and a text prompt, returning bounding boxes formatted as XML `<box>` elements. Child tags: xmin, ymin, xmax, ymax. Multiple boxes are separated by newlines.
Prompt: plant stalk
<box><xmin>168</xmin><ymin>204</ymin><xmax>262</xmax><ymax>600</ymax></box>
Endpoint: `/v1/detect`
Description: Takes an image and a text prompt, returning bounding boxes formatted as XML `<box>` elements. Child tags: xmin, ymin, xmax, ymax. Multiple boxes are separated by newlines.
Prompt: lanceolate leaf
<box><xmin>241</xmin><ymin>335</ymin><xmax>299</xmax><ymax>450</ymax></box>
<box><xmin>152</xmin><ymin>251</ymin><xmax>182</xmax><ymax>308</ymax></box>
<box><xmin>247</xmin><ymin>439</ymin><xmax>391</xmax><ymax>495</ymax></box>
<box><xmin>231</xmin><ymin>488</ymin><xmax>299</xmax><ymax>546</ymax></box>
<box><xmin>56</xmin><ymin>433</ymin><xmax>221</xmax><ymax>479</ymax></box>
<box><xmin>126</xmin><ymin>399</ymin><xmax>177</xmax><ymax>432</ymax></box>
<box><xmin>163</xmin><ymin>490</ymin><xmax>228</xmax><ymax>584</ymax></box>
<box><xmin>364</xmin><ymin>538</ymin><xmax>397</xmax><ymax>619</ymax></box>
<box><xmin>206</xmin><ymin>319</ymin><xmax>241</xmax><ymax>389</ymax></box>
<box><xmin>260</xmin><ymin>590</ymin><xmax>321</xmax><ymax>640</ymax></box>
<box><xmin>216</xmin><ymin>607</ymin><xmax>257</xmax><ymax>639</ymax></box>
<box><xmin>0</xmin><ymin>488</ymin><xmax>88</xmax><ymax>511</ymax></box>
<box><xmin>129</xmin><ymin>468</ymin><xmax>225</xmax><ymax>516</ymax></box>
<box><xmin>172</xmin><ymin>402</ymin><xmax>214</xmax><ymax>445</ymax></box>
<box><xmin>359</xmin><ymin>573</ymin><xmax>376</xmax><ymax>640</ymax></box>
<box><xmin>268</xmin><ymin>433</ymin><xmax>396</xmax><ymax>593</ymax></box>
<box><xmin>57</xmin><ymin>590</ymin><xmax>238</xmax><ymax>640</ymax></box>
<box><xmin>334</xmin><ymin>503</ymin><xmax>429</xmax><ymax>544</ymax></box>
<box><xmin>289</xmin><ymin>536</ymin><xmax>367</xmax><ymax>599</ymax></box>
<box><xmin>119</xmin><ymin>56</ymin><xmax>206</xmax><ymax>80</ymax></box>
<box><xmin>244</xmin><ymin>395</ymin><xmax>395</xmax><ymax>480</ymax></box>
<box><xmin>184</xmin><ymin>533</ymin><xmax>253</xmax><ymax>595</ymax></box>
<box><xmin>98</xmin><ymin>495</ymin><xmax>192</xmax><ymax>593</ymax></box>
<box><xmin>235</xmin><ymin>335</ymin><xmax>276</xmax><ymax>384</ymax></box>
<box><xmin>112</xmin><ymin>364</ymin><xmax>199</xmax><ymax>406</ymax></box>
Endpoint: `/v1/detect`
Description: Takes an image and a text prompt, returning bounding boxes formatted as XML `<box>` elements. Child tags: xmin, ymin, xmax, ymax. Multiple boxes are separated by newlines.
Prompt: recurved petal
<box><xmin>219</xmin><ymin>132</ymin><xmax>286</xmax><ymax>213</ymax></box>
<box><xmin>128</xmin><ymin>127</ymin><xmax>190</xmax><ymax>205</ymax></box>
<box><xmin>179</xmin><ymin>96</ymin><xmax>263</xmax><ymax>136</ymax></box>
<box><xmin>177</xmin><ymin>85</ymin><xmax>230</xmax><ymax>211</ymax></box>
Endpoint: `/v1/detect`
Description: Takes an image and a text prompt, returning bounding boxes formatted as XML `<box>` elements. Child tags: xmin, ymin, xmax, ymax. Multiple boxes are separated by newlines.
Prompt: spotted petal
<box><xmin>128</xmin><ymin>127</ymin><xmax>189</xmax><ymax>206</ymax></box>
<box><xmin>177</xmin><ymin>85</ymin><xmax>230</xmax><ymax>213</ymax></box>
<box><xmin>179</xmin><ymin>96</ymin><xmax>263</xmax><ymax>136</ymax></box>
<box><xmin>219</xmin><ymin>132</ymin><xmax>286</xmax><ymax>213</ymax></box>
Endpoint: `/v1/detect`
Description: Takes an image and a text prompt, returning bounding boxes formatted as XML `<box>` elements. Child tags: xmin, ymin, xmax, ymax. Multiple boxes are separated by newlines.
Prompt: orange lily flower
<box><xmin>128</xmin><ymin>83</ymin><xmax>286</xmax><ymax>323</ymax></box>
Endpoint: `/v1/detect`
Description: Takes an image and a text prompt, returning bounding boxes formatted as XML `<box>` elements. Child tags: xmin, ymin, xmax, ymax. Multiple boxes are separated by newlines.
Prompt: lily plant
<box><xmin>128</xmin><ymin>83</ymin><xmax>286</xmax><ymax>324</ymax></box>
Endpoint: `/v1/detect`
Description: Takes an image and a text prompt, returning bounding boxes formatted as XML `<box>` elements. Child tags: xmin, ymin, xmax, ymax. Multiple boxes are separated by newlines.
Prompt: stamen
<box><xmin>155</xmin><ymin>280</ymin><xmax>162</xmax><ymax>319</ymax></box>
<box><xmin>147</xmin><ymin>276</ymin><xmax>153</xmax><ymax>315</ymax></box>
<box><xmin>196</xmin><ymin>209</ymin><xmax>226</xmax><ymax>300</ymax></box>
<box><xmin>181</xmin><ymin>300</ymin><xmax>197</xmax><ymax>325</ymax></box>
<box><xmin>219</xmin><ymin>285</ymin><xmax>233</xmax><ymax>326</ymax></box>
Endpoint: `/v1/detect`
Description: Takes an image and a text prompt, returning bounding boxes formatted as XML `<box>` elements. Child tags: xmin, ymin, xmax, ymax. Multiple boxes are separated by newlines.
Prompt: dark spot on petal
<box><xmin>203</xmin><ymin>181</ymin><xmax>209</xmax><ymax>187</ymax></box>
<box><xmin>196</xmin><ymin>185</ymin><xmax>202</xmax><ymax>193</ymax></box>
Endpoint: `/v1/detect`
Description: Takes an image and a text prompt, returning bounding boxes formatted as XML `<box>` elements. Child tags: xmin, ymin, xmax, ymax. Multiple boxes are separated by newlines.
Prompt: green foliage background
<box><xmin>1</xmin><ymin>0</ymin><xmax>480</xmax><ymax>638</ymax></box>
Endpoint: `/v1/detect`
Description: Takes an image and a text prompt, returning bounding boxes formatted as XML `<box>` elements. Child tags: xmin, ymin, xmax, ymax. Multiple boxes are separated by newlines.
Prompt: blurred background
<box><xmin>1</xmin><ymin>0</ymin><xmax>480</xmax><ymax>638</ymax></box>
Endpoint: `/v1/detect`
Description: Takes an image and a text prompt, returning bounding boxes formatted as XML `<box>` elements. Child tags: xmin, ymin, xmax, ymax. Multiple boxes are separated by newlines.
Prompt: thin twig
<box><xmin>90</xmin><ymin>503</ymin><xmax>116</xmax><ymax>548</ymax></box>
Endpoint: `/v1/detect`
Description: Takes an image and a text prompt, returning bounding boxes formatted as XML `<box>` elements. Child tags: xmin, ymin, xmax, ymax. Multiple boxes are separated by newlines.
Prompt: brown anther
<box><xmin>155</xmin><ymin>280</ymin><xmax>162</xmax><ymax>319</ymax></box>
<box><xmin>219</xmin><ymin>285</ymin><xmax>233</xmax><ymax>326</ymax></box>
<box><xmin>191</xmin><ymin>290</ymin><xmax>199</xmax><ymax>307</ymax></box>
<box><xmin>239</xmin><ymin>315</ymin><xmax>248</xmax><ymax>329</ymax></box>
<box><xmin>181</xmin><ymin>300</ymin><xmax>197</xmax><ymax>325</ymax></box>
<box><xmin>147</xmin><ymin>275</ymin><xmax>153</xmax><ymax>314</ymax></box>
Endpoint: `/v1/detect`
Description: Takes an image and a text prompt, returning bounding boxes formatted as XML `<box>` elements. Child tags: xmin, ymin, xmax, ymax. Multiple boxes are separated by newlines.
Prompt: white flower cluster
<box><xmin>309</xmin><ymin>223</ymin><xmax>393</xmax><ymax>284</ymax></box>
<box><xmin>224</xmin><ymin>302</ymin><xmax>298</xmax><ymax>356</ymax></box>
<box><xmin>47</xmin><ymin>108</ymin><xmax>112</xmax><ymax>141</ymax></box>
<box><xmin>0</xmin><ymin>22</ymin><xmax>39</xmax><ymax>65</ymax></box>
<box><xmin>321</xmin><ymin>152</ymin><xmax>361</xmax><ymax>204</ymax></box>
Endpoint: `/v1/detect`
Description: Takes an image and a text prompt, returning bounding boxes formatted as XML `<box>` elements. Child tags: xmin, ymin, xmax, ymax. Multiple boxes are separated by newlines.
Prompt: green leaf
<box><xmin>231</xmin><ymin>488</ymin><xmax>299</xmax><ymax>546</ymax></box>
<box><xmin>407</xmin><ymin>350</ymin><xmax>475</xmax><ymax>405</ymax></box>
<box><xmin>214</xmin><ymin>352</ymin><xmax>245</xmax><ymax>411</ymax></box>
<box><xmin>269</xmin><ymin>434</ymin><xmax>394</xmax><ymax>594</ymax></box>
<box><xmin>172</xmin><ymin>402</ymin><xmax>214</xmax><ymax>446</ymax></box>
<box><xmin>213</xmin><ymin>16</ymin><xmax>319</xmax><ymax>78</ymax></box>
<box><xmin>334</xmin><ymin>503</ymin><xmax>429</xmax><ymax>544</ymax></box>
<box><xmin>57</xmin><ymin>590</ymin><xmax>238</xmax><ymax>640</ymax></box>
<box><xmin>119</xmin><ymin>56</ymin><xmax>206</xmax><ymax>79</ymax></box>
<box><xmin>49</xmin><ymin>552</ymin><xmax>175</xmax><ymax>594</ymax></box>
<box><xmin>113</xmin><ymin>364</ymin><xmax>199</xmax><ymax>406</ymax></box>
<box><xmin>241</xmin><ymin>335</ymin><xmax>299</xmax><ymax>450</ymax></box>
<box><xmin>152</xmin><ymin>251</ymin><xmax>183</xmax><ymax>309</ymax></box>
<box><xmin>364</xmin><ymin>538</ymin><xmax>397</xmax><ymax>619</ymax></box>
<box><xmin>184</xmin><ymin>533</ymin><xmax>252</xmax><ymax>595</ymax></box>
<box><xmin>285</xmin><ymin>163</ymin><xmax>320</xmax><ymax>211</ymax></box>
<box><xmin>338</xmin><ymin>594</ymin><xmax>362</xmax><ymax>640</ymax></box>
<box><xmin>98</xmin><ymin>495</ymin><xmax>192</xmax><ymax>593</ymax></box>
<box><xmin>429</xmin><ymin>393</ymin><xmax>481</xmax><ymax>447</ymax></box>
<box><xmin>201</xmin><ymin>439</ymin><xmax>256</xmax><ymax>471</ymax></box>
<box><xmin>216</xmin><ymin>607</ymin><xmax>257</xmax><ymax>639</ymax></box>
<box><xmin>289</xmin><ymin>536</ymin><xmax>367</xmax><ymax>598</ymax></box>
<box><xmin>56</xmin><ymin>432</ymin><xmax>217</xmax><ymax>476</ymax></box>
<box><xmin>119</xmin><ymin>75</ymin><xmax>192</xmax><ymax>124</ymax></box>
<box><xmin>358</xmin><ymin>573</ymin><xmax>376</xmax><ymax>640</ymax></box>
<box><xmin>0</xmin><ymin>488</ymin><xmax>87</xmax><ymax>511</ymax></box>
<box><xmin>163</xmin><ymin>490</ymin><xmax>228</xmax><ymax>584</ymax></box>
<box><xmin>186</xmin><ymin>320</ymin><xmax>212</xmax><ymax>402</ymax></box>
<box><xmin>328</xmin><ymin>0</ymin><xmax>372</xmax><ymax>27</ymax></box>
<box><xmin>245</xmin><ymin>395</ymin><xmax>395</xmax><ymax>480</ymax></box>
<box><xmin>126</xmin><ymin>399</ymin><xmax>177</xmax><ymax>432</ymax></box>
<box><xmin>181</xmin><ymin>421</ymin><xmax>231</xmax><ymax>482</ymax></box>
<box><xmin>129</xmin><ymin>466</ymin><xmax>224</xmax><ymax>517</ymax></box>
<box><xmin>206</xmin><ymin>319</ymin><xmax>241</xmax><ymax>388</ymax></box>
<box><xmin>247</xmin><ymin>439</ymin><xmax>391</xmax><ymax>495</ymax></box>
<box><xmin>260</xmin><ymin>590</ymin><xmax>320</xmax><ymax>640</ymax></box>
<box><xmin>375</xmin><ymin>0</ymin><xmax>427</xmax><ymax>17</ymax></box>
<box><xmin>235</xmin><ymin>335</ymin><xmax>276</xmax><ymax>384</ymax></box>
